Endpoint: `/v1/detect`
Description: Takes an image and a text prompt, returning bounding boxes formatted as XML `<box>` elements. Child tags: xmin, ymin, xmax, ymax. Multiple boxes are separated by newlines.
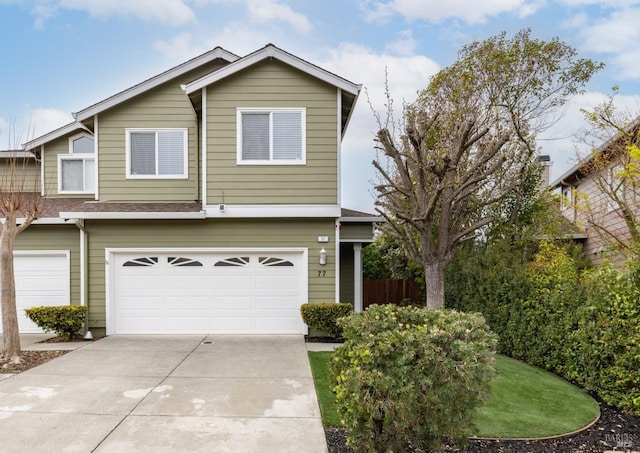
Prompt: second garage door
<box><xmin>0</xmin><ymin>251</ymin><xmax>70</xmax><ymax>334</ymax></box>
<box><xmin>110</xmin><ymin>250</ymin><xmax>307</xmax><ymax>334</ymax></box>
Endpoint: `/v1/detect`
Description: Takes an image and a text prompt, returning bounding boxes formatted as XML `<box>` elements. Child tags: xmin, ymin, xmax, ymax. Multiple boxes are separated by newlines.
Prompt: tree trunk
<box><xmin>424</xmin><ymin>262</ymin><xmax>445</xmax><ymax>309</ymax></box>
<box><xmin>0</xmin><ymin>215</ymin><xmax>21</xmax><ymax>362</ymax></box>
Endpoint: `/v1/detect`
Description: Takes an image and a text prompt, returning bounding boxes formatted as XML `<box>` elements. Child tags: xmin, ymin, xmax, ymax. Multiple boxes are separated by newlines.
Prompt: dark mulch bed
<box><xmin>1</xmin><ymin>335</ymin><xmax>103</xmax><ymax>374</ymax></box>
<box><xmin>326</xmin><ymin>402</ymin><xmax>640</xmax><ymax>452</ymax></box>
<box><xmin>0</xmin><ymin>350</ymin><xmax>69</xmax><ymax>374</ymax></box>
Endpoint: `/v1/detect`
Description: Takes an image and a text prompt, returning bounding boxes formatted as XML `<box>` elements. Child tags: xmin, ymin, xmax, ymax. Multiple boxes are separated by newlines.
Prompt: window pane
<box><xmin>273</xmin><ymin>112</ymin><xmax>302</xmax><ymax>160</ymax></box>
<box><xmin>130</xmin><ymin>132</ymin><xmax>155</xmax><ymax>175</ymax></box>
<box><xmin>158</xmin><ymin>131</ymin><xmax>185</xmax><ymax>175</ymax></box>
<box><xmin>73</xmin><ymin>136</ymin><xmax>94</xmax><ymax>154</ymax></box>
<box><xmin>61</xmin><ymin>160</ymin><xmax>83</xmax><ymax>191</ymax></box>
<box><xmin>84</xmin><ymin>158</ymin><xmax>95</xmax><ymax>192</ymax></box>
<box><xmin>242</xmin><ymin>113</ymin><xmax>269</xmax><ymax>160</ymax></box>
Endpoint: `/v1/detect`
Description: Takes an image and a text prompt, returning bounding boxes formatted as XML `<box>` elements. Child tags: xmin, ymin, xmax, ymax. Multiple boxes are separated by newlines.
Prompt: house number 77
<box><xmin>317</xmin><ymin>270</ymin><xmax>326</xmax><ymax>277</ymax></box>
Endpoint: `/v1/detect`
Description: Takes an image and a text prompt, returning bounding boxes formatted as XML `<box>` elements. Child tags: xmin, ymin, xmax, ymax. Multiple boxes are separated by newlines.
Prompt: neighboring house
<box><xmin>551</xmin><ymin>129</ymin><xmax>639</xmax><ymax>266</ymax></box>
<box><xmin>0</xmin><ymin>44</ymin><xmax>380</xmax><ymax>336</ymax></box>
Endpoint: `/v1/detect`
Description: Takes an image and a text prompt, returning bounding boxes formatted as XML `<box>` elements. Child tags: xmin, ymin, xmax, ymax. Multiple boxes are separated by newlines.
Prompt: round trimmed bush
<box><xmin>330</xmin><ymin>304</ymin><xmax>497</xmax><ymax>452</ymax></box>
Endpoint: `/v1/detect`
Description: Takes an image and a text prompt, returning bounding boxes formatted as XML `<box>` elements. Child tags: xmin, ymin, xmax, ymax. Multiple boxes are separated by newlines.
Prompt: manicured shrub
<box><xmin>24</xmin><ymin>305</ymin><xmax>88</xmax><ymax>340</ymax></box>
<box><xmin>330</xmin><ymin>304</ymin><xmax>497</xmax><ymax>452</ymax></box>
<box><xmin>300</xmin><ymin>302</ymin><xmax>353</xmax><ymax>337</ymax></box>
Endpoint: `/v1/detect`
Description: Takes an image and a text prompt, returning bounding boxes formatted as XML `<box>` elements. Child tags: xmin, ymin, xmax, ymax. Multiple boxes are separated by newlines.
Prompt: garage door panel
<box><xmin>165</xmin><ymin>317</ymin><xmax>209</xmax><ymax>332</ymax></box>
<box><xmin>210</xmin><ymin>296</ymin><xmax>254</xmax><ymax>310</ymax></box>
<box><xmin>112</xmin><ymin>251</ymin><xmax>306</xmax><ymax>334</ymax></box>
<box><xmin>255</xmin><ymin>316</ymin><xmax>300</xmax><ymax>333</ymax></box>
<box><xmin>211</xmin><ymin>275</ymin><xmax>255</xmax><ymax>290</ymax></box>
<box><xmin>118</xmin><ymin>316</ymin><xmax>163</xmax><ymax>333</ymax></box>
<box><xmin>0</xmin><ymin>252</ymin><xmax>70</xmax><ymax>334</ymax></box>
<box><xmin>165</xmin><ymin>296</ymin><xmax>209</xmax><ymax>311</ymax></box>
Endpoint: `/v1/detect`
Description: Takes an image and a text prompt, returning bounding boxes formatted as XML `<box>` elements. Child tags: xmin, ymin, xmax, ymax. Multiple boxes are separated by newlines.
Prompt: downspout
<box><xmin>74</xmin><ymin>219</ymin><xmax>92</xmax><ymax>339</ymax></box>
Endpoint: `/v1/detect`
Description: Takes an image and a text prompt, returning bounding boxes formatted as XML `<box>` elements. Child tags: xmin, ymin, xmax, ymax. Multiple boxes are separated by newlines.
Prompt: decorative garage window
<box><xmin>126</xmin><ymin>128</ymin><xmax>188</xmax><ymax>179</ymax></box>
<box><xmin>168</xmin><ymin>257</ymin><xmax>203</xmax><ymax>267</ymax></box>
<box><xmin>58</xmin><ymin>133</ymin><xmax>96</xmax><ymax>194</ymax></box>
<box><xmin>214</xmin><ymin>257</ymin><xmax>250</xmax><ymax>267</ymax></box>
<box><xmin>237</xmin><ymin>108</ymin><xmax>306</xmax><ymax>165</ymax></box>
<box><xmin>123</xmin><ymin>257</ymin><xmax>158</xmax><ymax>267</ymax></box>
<box><xmin>259</xmin><ymin>257</ymin><xmax>294</xmax><ymax>267</ymax></box>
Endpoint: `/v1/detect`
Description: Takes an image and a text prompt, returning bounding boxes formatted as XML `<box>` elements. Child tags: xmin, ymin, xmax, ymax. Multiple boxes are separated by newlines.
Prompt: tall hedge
<box><xmin>446</xmin><ymin>240</ymin><xmax>640</xmax><ymax>414</ymax></box>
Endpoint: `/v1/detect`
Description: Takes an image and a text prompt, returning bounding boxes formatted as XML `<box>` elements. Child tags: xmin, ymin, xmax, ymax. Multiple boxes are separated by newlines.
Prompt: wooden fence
<box><xmin>362</xmin><ymin>279</ymin><xmax>422</xmax><ymax>309</ymax></box>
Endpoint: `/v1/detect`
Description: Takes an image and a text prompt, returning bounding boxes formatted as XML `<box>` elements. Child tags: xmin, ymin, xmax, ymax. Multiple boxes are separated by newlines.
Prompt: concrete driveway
<box><xmin>0</xmin><ymin>335</ymin><xmax>328</xmax><ymax>453</ymax></box>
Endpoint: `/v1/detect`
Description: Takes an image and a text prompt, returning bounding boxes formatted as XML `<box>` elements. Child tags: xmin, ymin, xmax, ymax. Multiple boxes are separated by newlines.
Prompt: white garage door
<box><xmin>110</xmin><ymin>250</ymin><xmax>307</xmax><ymax>334</ymax></box>
<box><xmin>0</xmin><ymin>251</ymin><xmax>70</xmax><ymax>334</ymax></box>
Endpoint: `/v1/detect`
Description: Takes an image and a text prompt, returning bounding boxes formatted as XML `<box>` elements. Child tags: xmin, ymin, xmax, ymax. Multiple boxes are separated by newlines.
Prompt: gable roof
<box><xmin>24</xmin><ymin>46</ymin><xmax>239</xmax><ymax>149</ymax></box>
<box><xmin>23</xmin><ymin>44</ymin><xmax>361</xmax><ymax>150</ymax></box>
<box><xmin>183</xmin><ymin>44</ymin><xmax>361</xmax><ymax>96</ymax></box>
<box><xmin>183</xmin><ymin>44</ymin><xmax>361</xmax><ymax>136</ymax></box>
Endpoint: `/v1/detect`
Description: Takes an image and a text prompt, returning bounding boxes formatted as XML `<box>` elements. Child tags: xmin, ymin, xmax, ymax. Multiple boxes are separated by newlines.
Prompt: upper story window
<box><xmin>561</xmin><ymin>185</ymin><xmax>573</xmax><ymax>211</ymax></box>
<box><xmin>58</xmin><ymin>133</ymin><xmax>95</xmax><ymax>194</ymax></box>
<box><xmin>126</xmin><ymin>129</ymin><xmax>188</xmax><ymax>178</ymax></box>
<box><xmin>237</xmin><ymin>108</ymin><xmax>306</xmax><ymax>165</ymax></box>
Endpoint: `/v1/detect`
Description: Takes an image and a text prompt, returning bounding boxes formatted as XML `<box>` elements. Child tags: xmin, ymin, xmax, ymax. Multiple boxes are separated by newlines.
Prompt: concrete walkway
<box><xmin>0</xmin><ymin>335</ymin><xmax>327</xmax><ymax>453</ymax></box>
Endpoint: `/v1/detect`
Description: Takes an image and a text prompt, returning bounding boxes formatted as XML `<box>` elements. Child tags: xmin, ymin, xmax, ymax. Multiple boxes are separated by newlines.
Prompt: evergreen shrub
<box><xmin>330</xmin><ymin>304</ymin><xmax>497</xmax><ymax>452</ymax></box>
<box><xmin>24</xmin><ymin>305</ymin><xmax>88</xmax><ymax>340</ymax></box>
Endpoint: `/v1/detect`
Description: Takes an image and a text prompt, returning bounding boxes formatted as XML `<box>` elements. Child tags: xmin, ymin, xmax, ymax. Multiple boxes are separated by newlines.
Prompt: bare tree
<box><xmin>1</xmin><ymin>128</ymin><xmax>42</xmax><ymax>363</ymax></box>
<box><xmin>373</xmin><ymin>29</ymin><xmax>602</xmax><ymax>308</ymax></box>
<box><xmin>575</xmin><ymin>93</ymin><xmax>640</xmax><ymax>260</ymax></box>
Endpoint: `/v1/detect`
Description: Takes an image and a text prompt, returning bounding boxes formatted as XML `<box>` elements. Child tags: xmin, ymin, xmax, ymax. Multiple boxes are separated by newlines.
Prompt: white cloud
<box><xmin>247</xmin><ymin>0</ymin><xmax>312</xmax><ymax>34</ymax></box>
<box><xmin>362</xmin><ymin>0</ymin><xmax>528</xmax><ymax>24</ymax></box>
<box><xmin>576</xmin><ymin>7</ymin><xmax>640</xmax><ymax>79</ymax></box>
<box><xmin>557</xmin><ymin>0</ymin><xmax>640</xmax><ymax>6</ymax></box>
<box><xmin>57</xmin><ymin>0</ymin><xmax>195</xmax><ymax>25</ymax></box>
<box><xmin>153</xmin><ymin>24</ymin><xmax>271</xmax><ymax>61</ymax></box>
<box><xmin>385</xmin><ymin>29</ymin><xmax>418</xmax><ymax>56</ymax></box>
<box><xmin>560</xmin><ymin>11</ymin><xmax>588</xmax><ymax>29</ymax></box>
<box><xmin>27</xmin><ymin>109</ymin><xmax>73</xmax><ymax>142</ymax></box>
<box><xmin>0</xmin><ymin>108</ymin><xmax>72</xmax><ymax>148</ymax></box>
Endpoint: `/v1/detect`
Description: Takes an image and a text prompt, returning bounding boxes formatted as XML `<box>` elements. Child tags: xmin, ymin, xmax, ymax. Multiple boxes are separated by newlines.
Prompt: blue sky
<box><xmin>2</xmin><ymin>0</ymin><xmax>640</xmax><ymax>213</ymax></box>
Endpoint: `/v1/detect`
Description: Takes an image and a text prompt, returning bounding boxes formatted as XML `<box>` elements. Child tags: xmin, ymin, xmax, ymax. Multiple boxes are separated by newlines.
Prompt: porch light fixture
<box><xmin>319</xmin><ymin>247</ymin><xmax>327</xmax><ymax>266</ymax></box>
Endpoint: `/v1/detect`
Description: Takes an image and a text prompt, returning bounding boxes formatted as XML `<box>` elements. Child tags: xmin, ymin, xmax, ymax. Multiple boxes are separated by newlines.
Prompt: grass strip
<box><xmin>308</xmin><ymin>351</ymin><xmax>599</xmax><ymax>437</ymax></box>
<box><xmin>308</xmin><ymin>351</ymin><xmax>342</xmax><ymax>427</ymax></box>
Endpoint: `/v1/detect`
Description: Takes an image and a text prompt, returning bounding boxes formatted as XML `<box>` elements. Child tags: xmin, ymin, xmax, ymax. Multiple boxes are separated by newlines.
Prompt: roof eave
<box><xmin>183</xmin><ymin>44</ymin><xmax>360</xmax><ymax>96</ymax></box>
<box><xmin>73</xmin><ymin>47</ymin><xmax>240</xmax><ymax>122</ymax></box>
<box><xmin>24</xmin><ymin>121</ymin><xmax>84</xmax><ymax>149</ymax></box>
<box><xmin>58</xmin><ymin>211</ymin><xmax>207</xmax><ymax>220</ymax></box>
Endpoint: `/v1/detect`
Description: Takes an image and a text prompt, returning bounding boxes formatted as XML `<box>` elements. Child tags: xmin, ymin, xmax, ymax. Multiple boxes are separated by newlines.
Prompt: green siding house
<box><xmin>2</xmin><ymin>44</ymin><xmax>379</xmax><ymax>336</ymax></box>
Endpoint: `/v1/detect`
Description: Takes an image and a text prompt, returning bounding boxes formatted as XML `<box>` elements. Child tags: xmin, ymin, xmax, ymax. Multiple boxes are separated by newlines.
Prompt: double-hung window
<box><xmin>58</xmin><ymin>133</ymin><xmax>96</xmax><ymax>194</ymax></box>
<box><xmin>237</xmin><ymin>108</ymin><xmax>306</xmax><ymax>164</ymax></box>
<box><xmin>126</xmin><ymin>128</ymin><xmax>188</xmax><ymax>178</ymax></box>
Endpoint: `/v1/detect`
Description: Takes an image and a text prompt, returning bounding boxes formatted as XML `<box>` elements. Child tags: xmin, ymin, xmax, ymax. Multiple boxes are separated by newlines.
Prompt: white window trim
<box><xmin>125</xmin><ymin>128</ymin><xmax>188</xmax><ymax>179</ymax></box>
<box><xmin>58</xmin><ymin>132</ymin><xmax>96</xmax><ymax>195</ymax></box>
<box><xmin>236</xmin><ymin>108</ymin><xmax>306</xmax><ymax>165</ymax></box>
<box><xmin>561</xmin><ymin>185</ymin><xmax>573</xmax><ymax>211</ymax></box>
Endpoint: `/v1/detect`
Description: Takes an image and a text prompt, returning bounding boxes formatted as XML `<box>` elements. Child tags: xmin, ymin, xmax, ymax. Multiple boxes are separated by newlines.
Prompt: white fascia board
<box><xmin>74</xmin><ymin>48</ymin><xmax>239</xmax><ymax>122</ymax></box>
<box><xmin>11</xmin><ymin>217</ymin><xmax>73</xmax><ymax>225</ymax></box>
<box><xmin>205</xmin><ymin>204</ymin><xmax>341</xmax><ymax>218</ymax></box>
<box><xmin>59</xmin><ymin>211</ymin><xmax>206</xmax><ymax>220</ymax></box>
<box><xmin>24</xmin><ymin>122</ymin><xmax>84</xmax><ymax>149</ymax></box>
<box><xmin>340</xmin><ymin>216</ymin><xmax>383</xmax><ymax>222</ymax></box>
<box><xmin>339</xmin><ymin>238</ymin><xmax>376</xmax><ymax>243</ymax></box>
<box><xmin>184</xmin><ymin>45</ymin><xmax>360</xmax><ymax>96</ymax></box>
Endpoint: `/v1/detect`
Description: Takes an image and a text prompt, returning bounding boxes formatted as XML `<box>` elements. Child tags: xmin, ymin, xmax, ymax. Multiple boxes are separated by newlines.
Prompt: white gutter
<box><xmin>58</xmin><ymin>211</ymin><xmax>207</xmax><ymax>220</ymax></box>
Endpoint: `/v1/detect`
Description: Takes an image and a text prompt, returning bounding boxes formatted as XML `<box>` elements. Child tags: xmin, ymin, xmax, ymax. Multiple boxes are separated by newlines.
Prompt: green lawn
<box><xmin>308</xmin><ymin>351</ymin><xmax>599</xmax><ymax>438</ymax></box>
